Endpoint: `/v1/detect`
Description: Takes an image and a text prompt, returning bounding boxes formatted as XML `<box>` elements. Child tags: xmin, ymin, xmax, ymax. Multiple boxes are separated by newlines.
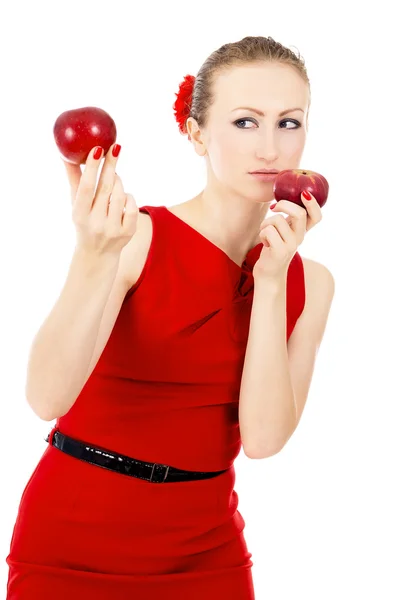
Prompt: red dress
<box><xmin>6</xmin><ymin>205</ymin><xmax>305</xmax><ymax>599</ymax></box>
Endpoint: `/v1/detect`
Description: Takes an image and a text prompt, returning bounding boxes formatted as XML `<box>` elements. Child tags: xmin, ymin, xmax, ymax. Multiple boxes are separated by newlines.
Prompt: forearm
<box><xmin>25</xmin><ymin>247</ymin><xmax>121</xmax><ymax>421</ymax></box>
<box><xmin>239</xmin><ymin>274</ymin><xmax>297</xmax><ymax>458</ymax></box>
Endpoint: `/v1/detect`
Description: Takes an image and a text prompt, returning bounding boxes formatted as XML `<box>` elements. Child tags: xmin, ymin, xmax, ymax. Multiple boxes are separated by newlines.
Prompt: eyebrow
<box><xmin>232</xmin><ymin>106</ymin><xmax>304</xmax><ymax>117</ymax></box>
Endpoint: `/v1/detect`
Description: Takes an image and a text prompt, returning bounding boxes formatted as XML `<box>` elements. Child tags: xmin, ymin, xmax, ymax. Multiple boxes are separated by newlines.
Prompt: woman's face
<box><xmin>197</xmin><ymin>62</ymin><xmax>310</xmax><ymax>203</ymax></box>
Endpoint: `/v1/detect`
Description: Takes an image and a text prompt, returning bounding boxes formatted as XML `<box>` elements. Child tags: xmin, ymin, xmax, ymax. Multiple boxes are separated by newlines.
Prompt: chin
<box><xmin>251</xmin><ymin>191</ymin><xmax>275</xmax><ymax>204</ymax></box>
<box><xmin>223</xmin><ymin>179</ymin><xmax>273</xmax><ymax>205</ymax></box>
<box><xmin>242</xmin><ymin>194</ymin><xmax>274</xmax><ymax>206</ymax></box>
<box><xmin>244</xmin><ymin>179</ymin><xmax>274</xmax><ymax>203</ymax></box>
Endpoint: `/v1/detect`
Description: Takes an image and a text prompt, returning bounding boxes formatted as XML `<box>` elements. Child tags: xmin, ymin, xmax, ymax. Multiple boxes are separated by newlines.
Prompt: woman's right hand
<box><xmin>62</xmin><ymin>144</ymin><xmax>138</xmax><ymax>256</ymax></box>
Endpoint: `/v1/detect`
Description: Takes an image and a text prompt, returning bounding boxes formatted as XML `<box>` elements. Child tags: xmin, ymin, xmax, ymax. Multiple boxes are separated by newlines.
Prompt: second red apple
<box><xmin>273</xmin><ymin>169</ymin><xmax>329</xmax><ymax>208</ymax></box>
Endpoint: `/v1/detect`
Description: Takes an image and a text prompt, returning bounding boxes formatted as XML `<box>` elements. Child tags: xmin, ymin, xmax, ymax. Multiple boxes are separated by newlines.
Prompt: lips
<box><xmin>250</xmin><ymin>169</ymin><xmax>280</xmax><ymax>174</ymax></box>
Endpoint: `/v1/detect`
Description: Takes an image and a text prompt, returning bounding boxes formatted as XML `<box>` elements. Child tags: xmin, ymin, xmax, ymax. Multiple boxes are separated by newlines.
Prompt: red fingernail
<box><xmin>93</xmin><ymin>147</ymin><xmax>103</xmax><ymax>160</ymax></box>
<box><xmin>112</xmin><ymin>144</ymin><xmax>121</xmax><ymax>157</ymax></box>
<box><xmin>270</xmin><ymin>202</ymin><xmax>277</xmax><ymax>209</ymax></box>
<box><xmin>302</xmin><ymin>189</ymin><xmax>312</xmax><ymax>200</ymax></box>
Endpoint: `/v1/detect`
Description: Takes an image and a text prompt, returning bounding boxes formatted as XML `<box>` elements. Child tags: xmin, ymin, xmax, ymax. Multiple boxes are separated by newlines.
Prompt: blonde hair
<box><xmin>186</xmin><ymin>35</ymin><xmax>310</xmax><ymax>133</ymax></box>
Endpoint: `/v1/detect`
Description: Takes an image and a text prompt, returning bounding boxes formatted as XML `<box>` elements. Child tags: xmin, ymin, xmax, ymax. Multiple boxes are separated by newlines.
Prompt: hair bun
<box><xmin>173</xmin><ymin>74</ymin><xmax>195</xmax><ymax>135</ymax></box>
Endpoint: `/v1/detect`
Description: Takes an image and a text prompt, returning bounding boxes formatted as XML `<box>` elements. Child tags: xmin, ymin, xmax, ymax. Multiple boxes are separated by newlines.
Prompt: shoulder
<box><xmin>301</xmin><ymin>256</ymin><xmax>335</xmax><ymax>310</ymax></box>
<box><xmin>119</xmin><ymin>209</ymin><xmax>154</xmax><ymax>289</ymax></box>
<box><xmin>302</xmin><ymin>257</ymin><xmax>335</xmax><ymax>291</ymax></box>
<box><xmin>135</xmin><ymin>208</ymin><xmax>154</xmax><ymax>238</ymax></box>
<box><xmin>286</xmin><ymin>256</ymin><xmax>335</xmax><ymax>352</ymax></box>
<box><xmin>128</xmin><ymin>209</ymin><xmax>154</xmax><ymax>259</ymax></box>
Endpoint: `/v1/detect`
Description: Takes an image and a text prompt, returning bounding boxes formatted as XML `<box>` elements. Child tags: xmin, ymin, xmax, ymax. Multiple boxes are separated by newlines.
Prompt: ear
<box><xmin>186</xmin><ymin>117</ymin><xmax>207</xmax><ymax>157</ymax></box>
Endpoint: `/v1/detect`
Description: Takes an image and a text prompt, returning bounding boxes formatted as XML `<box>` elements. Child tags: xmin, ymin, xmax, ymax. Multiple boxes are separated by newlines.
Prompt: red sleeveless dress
<box><xmin>6</xmin><ymin>205</ymin><xmax>305</xmax><ymax>599</ymax></box>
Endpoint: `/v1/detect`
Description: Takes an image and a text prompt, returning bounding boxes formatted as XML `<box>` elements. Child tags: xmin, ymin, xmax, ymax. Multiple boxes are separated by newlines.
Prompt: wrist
<box><xmin>253</xmin><ymin>271</ymin><xmax>288</xmax><ymax>294</ymax></box>
<box><xmin>73</xmin><ymin>245</ymin><xmax>121</xmax><ymax>273</ymax></box>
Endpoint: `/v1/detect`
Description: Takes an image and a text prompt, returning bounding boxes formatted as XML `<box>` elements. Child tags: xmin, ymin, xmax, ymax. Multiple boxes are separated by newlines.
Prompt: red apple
<box><xmin>273</xmin><ymin>169</ymin><xmax>329</xmax><ymax>208</ymax></box>
<box><xmin>53</xmin><ymin>106</ymin><xmax>117</xmax><ymax>165</ymax></box>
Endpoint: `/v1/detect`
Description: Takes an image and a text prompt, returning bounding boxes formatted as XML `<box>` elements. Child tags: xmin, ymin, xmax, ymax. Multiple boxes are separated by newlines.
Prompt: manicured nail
<box><xmin>93</xmin><ymin>146</ymin><xmax>103</xmax><ymax>160</ymax></box>
<box><xmin>270</xmin><ymin>202</ymin><xmax>277</xmax><ymax>210</ymax></box>
<box><xmin>302</xmin><ymin>189</ymin><xmax>312</xmax><ymax>200</ymax></box>
<box><xmin>112</xmin><ymin>144</ymin><xmax>121</xmax><ymax>158</ymax></box>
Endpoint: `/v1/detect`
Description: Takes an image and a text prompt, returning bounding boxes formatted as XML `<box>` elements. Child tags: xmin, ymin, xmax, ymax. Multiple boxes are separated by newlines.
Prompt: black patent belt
<box><xmin>45</xmin><ymin>429</ymin><xmax>229</xmax><ymax>484</ymax></box>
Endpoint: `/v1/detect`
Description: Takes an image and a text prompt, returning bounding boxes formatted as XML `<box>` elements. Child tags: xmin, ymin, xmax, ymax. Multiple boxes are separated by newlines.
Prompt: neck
<box><xmin>191</xmin><ymin>187</ymin><xmax>273</xmax><ymax>261</ymax></box>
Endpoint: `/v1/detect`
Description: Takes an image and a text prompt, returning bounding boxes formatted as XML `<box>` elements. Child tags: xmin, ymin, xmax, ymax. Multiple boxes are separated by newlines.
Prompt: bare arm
<box><xmin>239</xmin><ymin>260</ymin><xmax>334</xmax><ymax>459</ymax></box>
<box><xmin>239</xmin><ymin>274</ymin><xmax>296</xmax><ymax>459</ymax></box>
<box><xmin>25</xmin><ymin>142</ymin><xmax>138</xmax><ymax>421</ymax></box>
<box><xmin>25</xmin><ymin>247</ymin><xmax>128</xmax><ymax>421</ymax></box>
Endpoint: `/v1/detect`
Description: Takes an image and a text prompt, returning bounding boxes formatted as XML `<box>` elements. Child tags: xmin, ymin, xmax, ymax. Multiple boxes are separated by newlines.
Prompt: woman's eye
<box><xmin>280</xmin><ymin>119</ymin><xmax>301</xmax><ymax>129</ymax></box>
<box><xmin>234</xmin><ymin>118</ymin><xmax>301</xmax><ymax>129</ymax></box>
<box><xmin>234</xmin><ymin>118</ymin><xmax>256</xmax><ymax>129</ymax></box>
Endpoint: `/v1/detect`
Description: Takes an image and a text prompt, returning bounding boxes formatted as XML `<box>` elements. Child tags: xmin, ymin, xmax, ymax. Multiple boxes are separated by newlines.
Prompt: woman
<box><xmin>6</xmin><ymin>35</ymin><xmax>334</xmax><ymax>599</ymax></box>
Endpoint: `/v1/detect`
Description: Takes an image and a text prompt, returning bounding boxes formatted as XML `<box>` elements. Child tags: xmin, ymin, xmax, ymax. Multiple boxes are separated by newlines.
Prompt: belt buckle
<box><xmin>150</xmin><ymin>463</ymin><xmax>170</xmax><ymax>483</ymax></box>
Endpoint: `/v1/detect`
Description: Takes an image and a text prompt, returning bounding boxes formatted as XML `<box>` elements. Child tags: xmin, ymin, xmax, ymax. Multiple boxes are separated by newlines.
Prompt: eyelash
<box><xmin>233</xmin><ymin>118</ymin><xmax>301</xmax><ymax>130</ymax></box>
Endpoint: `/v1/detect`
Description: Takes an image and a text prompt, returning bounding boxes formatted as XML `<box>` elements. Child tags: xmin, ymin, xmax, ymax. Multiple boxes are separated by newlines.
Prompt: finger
<box><xmin>261</xmin><ymin>215</ymin><xmax>296</xmax><ymax>245</ymax></box>
<box><xmin>92</xmin><ymin>143</ymin><xmax>122</xmax><ymax>216</ymax></box>
<box><xmin>270</xmin><ymin>200</ymin><xmax>307</xmax><ymax>235</ymax></box>
<box><xmin>259</xmin><ymin>225</ymin><xmax>285</xmax><ymax>250</ymax></box>
<box><xmin>107</xmin><ymin>174</ymin><xmax>126</xmax><ymax>223</ymax></box>
<box><xmin>270</xmin><ymin>199</ymin><xmax>307</xmax><ymax>219</ymax></box>
<box><xmin>61</xmin><ymin>157</ymin><xmax>82</xmax><ymax>205</ymax></box>
<box><xmin>300</xmin><ymin>190</ymin><xmax>323</xmax><ymax>224</ymax></box>
<box><xmin>73</xmin><ymin>146</ymin><xmax>105</xmax><ymax>216</ymax></box>
<box><xmin>122</xmin><ymin>193</ymin><xmax>138</xmax><ymax>231</ymax></box>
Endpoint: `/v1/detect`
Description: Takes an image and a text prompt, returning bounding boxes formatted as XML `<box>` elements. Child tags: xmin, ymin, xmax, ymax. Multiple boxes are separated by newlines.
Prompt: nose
<box><xmin>255</xmin><ymin>129</ymin><xmax>279</xmax><ymax>162</ymax></box>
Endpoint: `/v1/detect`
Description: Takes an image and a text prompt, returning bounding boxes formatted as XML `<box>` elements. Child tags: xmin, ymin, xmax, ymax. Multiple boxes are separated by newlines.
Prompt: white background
<box><xmin>1</xmin><ymin>1</ymin><xmax>397</xmax><ymax>598</ymax></box>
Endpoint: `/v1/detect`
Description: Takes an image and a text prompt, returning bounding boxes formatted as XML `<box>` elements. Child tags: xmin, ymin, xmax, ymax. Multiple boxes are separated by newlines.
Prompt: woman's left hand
<box><xmin>252</xmin><ymin>190</ymin><xmax>323</xmax><ymax>282</ymax></box>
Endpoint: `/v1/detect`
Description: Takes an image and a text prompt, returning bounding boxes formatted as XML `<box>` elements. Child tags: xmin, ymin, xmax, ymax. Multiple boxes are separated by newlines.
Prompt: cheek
<box><xmin>279</xmin><ymin>130</ymin><xmax>306</xmax><ymax>157</ymax></box>
<box><xmin>209</xmin><ymin>129</ymin><xmax>242</xmax><ymax>170</ymax></box>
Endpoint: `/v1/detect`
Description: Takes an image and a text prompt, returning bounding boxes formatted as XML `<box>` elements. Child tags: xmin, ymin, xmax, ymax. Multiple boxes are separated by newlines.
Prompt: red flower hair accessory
<box><xmin>173</xmin><ymin>74</ymin><xmax>196</xmax><ymax>137</ymax></box>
